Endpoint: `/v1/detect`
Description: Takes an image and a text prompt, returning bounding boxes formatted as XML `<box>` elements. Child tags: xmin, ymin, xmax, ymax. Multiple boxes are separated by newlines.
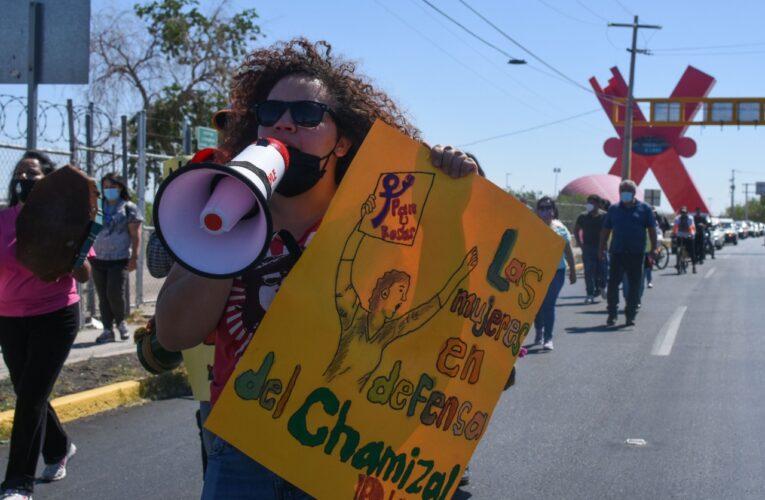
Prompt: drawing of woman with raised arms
<box><xmin>324</xmin><ymin>194</ymin><xmax>478</xmax><ymax>391</ymax></box>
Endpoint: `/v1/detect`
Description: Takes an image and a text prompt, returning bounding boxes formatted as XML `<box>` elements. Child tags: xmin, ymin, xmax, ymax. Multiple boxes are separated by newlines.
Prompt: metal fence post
<box><xmin>136</xmin><ymin>110</ymin><xmax>147</xmax><ymax>306</ymax></box>
<box><xmin>182</xmin><ymin>121</ymin><xmax>191</xmax><ymax>155</ymax></box>
<box><xmin>121</xmin><ymin>115</ymin><xmax>128</xmax><ymax>180</ymax></box>
<box><xmin>86</xmin><ymin>102</ymin><xmax>96</xmax><ymax>322</ymax></box>
<box><xmin>66</xmin><ymin>99</ymin><xmax>77</xmax><ymax>165</ymax></box>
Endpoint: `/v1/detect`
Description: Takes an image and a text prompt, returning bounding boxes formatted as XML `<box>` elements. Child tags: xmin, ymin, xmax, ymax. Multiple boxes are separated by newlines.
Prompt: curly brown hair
<box><xmin>368</xmin><ymin>270</ymin><xmax>410</xmax><ymax>311</ymax></box>
<box><xmin>219</xmin><ymin>38</ymin><xmax>420</xmax><ymax>183</ymax></box>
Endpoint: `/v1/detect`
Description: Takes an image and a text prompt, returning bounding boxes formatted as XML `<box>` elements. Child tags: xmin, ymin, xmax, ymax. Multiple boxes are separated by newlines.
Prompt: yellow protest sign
<box><xmin>182</xmin><ymin>343</ymin><xmax>215</xmax><ymax>402</ymax></box>
<box><xmin>206</xmin><ymin>120</ymin><xmax>565</xmax><ymax>499</ymax></box>
<box><xmin>161</xmin><ymin>155</ymin><xmax>192</xmax><ymax>180</ymax></box>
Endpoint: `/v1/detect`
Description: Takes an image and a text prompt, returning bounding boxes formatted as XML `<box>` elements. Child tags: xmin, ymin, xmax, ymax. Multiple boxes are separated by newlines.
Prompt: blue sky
<box><xmin>4</xmin><ymin>0</ymin><xmax>765</xmax><ymax>215</ymax></box>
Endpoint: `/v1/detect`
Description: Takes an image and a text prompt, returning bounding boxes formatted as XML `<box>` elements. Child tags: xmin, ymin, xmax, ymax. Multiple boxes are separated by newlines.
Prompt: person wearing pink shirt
<box><xmin>0</xmin><ymin>152</ymin><xmax>93</xmax><ymax>500</ymax></box>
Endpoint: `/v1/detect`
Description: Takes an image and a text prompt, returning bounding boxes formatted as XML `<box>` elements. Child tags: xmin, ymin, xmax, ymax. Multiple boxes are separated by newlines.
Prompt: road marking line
<box><xmin>704</xmin><ymin>267</ymin><xmax>716</xmax><ymax>279</ymax></box>
<box><xmin>651</xmin><ymin>306</ymin><xmax>688</xmax><ymax>356</ymax></box>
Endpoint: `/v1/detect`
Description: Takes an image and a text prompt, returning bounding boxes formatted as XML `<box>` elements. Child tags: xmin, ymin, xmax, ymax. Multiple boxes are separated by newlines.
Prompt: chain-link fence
<box><xmin>557</xmin><ymin>202</ymin><xmax>588</xmax><ymax>234</ymax></box>
<box><xmin>1</xmin><ymin>96</ymin><xmax>177</xmax><ymax>327</ymax></box>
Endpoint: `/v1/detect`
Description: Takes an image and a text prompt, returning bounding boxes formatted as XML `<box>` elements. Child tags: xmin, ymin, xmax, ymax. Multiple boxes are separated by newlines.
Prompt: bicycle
<box><xmin>675</xmin><ymin>236</ymin><xmax>692</xmax><ymax>274</ymax></box>
<box><xmin>653</xmin><ymin>242</ymin><xmax>671</xmax><ymax>270</ymax></box>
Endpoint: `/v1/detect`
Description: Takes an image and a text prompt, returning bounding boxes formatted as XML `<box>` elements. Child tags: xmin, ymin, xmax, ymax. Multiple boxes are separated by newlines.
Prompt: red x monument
<box><xmin>590</xmin><ymin>66</ymin><xmax>715</xmax><ymax>213</ymax></box>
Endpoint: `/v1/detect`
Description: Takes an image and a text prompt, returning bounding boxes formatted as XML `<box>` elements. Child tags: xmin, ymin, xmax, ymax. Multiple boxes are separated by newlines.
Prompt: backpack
<box><xmin>678</xmin><ymin>214</ymin><xmax>690</xmax><ymax>232</ymax></box>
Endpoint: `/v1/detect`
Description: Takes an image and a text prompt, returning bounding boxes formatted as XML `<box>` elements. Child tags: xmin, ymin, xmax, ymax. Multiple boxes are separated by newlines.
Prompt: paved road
<box><xmin>2</xmin><ymin>238</ymin><xmax>764</xmax><ymax>499</ymax></box>
<box><xmin>0</xmin><ymin>398</ymin><xmax>203</xmax><ymax>499</ymax></box>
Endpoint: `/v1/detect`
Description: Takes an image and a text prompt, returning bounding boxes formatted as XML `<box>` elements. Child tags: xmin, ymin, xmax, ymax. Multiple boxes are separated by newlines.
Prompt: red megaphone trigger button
<box><xmin>203</xmin><ymin>213</ymin><xmax>223</xmax><ymax>232</ymax></box>
<box><xmin>257</xmin><ymin>138</ymin><xmax>289</xmax><ymax>167</ymax></box>
<box><xmin>190</xmin><ymin>148</ymin><xmax>220</xmax><ymax>164</ymax></box>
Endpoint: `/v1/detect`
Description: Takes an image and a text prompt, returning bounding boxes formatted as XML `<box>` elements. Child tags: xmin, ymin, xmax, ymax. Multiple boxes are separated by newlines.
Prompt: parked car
<box><xmin>719</xmin><ymin>218</ymin><xmax>738</xmax><ymax>245</ymax></box>
<box><xmin>736</xmin><ymin>220</ymin><xmax>748</xmax><ymax>239</ymax></box>
<box><xmin>709</xmin><ymin>223</ymin><xmax>725</xmax><ymax>249</ymax></box>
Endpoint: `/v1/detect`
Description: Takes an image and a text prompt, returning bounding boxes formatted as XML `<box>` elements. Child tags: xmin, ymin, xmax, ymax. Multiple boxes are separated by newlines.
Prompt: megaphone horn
<box><xmin>153</xmin><ymin>138</ymin><xmax>289</xmax><ymax>278</ymax></box>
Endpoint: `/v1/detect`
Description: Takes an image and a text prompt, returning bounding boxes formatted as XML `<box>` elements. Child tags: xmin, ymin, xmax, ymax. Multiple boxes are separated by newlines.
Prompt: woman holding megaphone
<box><xmin>155</xmin><ymin>38</ymin><xmax>478</xmax><ymax>499</ymax></box>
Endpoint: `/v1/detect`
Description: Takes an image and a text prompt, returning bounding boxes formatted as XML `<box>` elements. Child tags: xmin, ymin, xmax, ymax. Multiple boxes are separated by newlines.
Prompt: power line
<box><xmin>576</xmin><ymin>0</ymin><xmax>609</xmax><ymax>22</ymax></box>
<box><xmin>536</xmin><ymin>0</ymin><xmax>602</xmax><ymax>26</ymax></box>
<box><xmin>418</xmin><ymin>0</ymin><xmax>525</xmax><ymax>62</ymax></box>
<box><xmin>612</xmin><ymin>0</ymin><xmax>633</xmax><ymax>16</ymax></box>
<box><xmin>372</xmin><ymin>0</ymin><xmax>547</xmax><ymax>115</ymax></box>
<box><xmin>653</xmin><ymin>50</ymin><xmax>765</xmax><ymax>57</ymax></box>
<box><xmin>456</xmin><ymin>0</ymin><xmax>626</xmax><ymax>107</ymax></box>
<box><xmin>416</xmin><ymin>0</ymin><xmax>577</xmax><ymax>88</ymax></box>
<box><xmin>457</xmin><ymin>109</ymin><xmax>600</xmax><ymax>147</ymax></box>
<box><xmin>651</xmin><ymin>41</ymin><xmax>765</xmax><ymax>52</ymax></box>
<box><xmin>404</xmin><ymin>0</ymin><xmax>554</xmax><ymax>112</ymax></box>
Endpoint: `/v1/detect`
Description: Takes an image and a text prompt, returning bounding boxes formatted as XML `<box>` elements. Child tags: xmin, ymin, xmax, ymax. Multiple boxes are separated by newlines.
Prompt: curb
<box><xmin>0</xmin><ymin>381</ymin><xmax>144</xmax><ymax>439</ymax></box>
<box><xmin>0</xmin><ymin>371</ymin><xmax>191</xmax><ymax>440</ymax></box>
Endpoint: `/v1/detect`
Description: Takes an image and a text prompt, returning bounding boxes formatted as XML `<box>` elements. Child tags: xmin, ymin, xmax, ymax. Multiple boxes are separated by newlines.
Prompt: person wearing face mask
<box><xmin>531</xmin><ymin>197</ymin><xmax>577</xmax><ymax>351</ymax></box>
<box><xmin>672</xmin><ymin>206</ymin><xmax>697</xmax><ymax>273</ymax></box>
<box><xmin>574</xmin><ymin>194</ymin><xmax>607</xmax><ymax>304</ymax></box>
<box><xmin>92</xmin><ymin>173</ymin><xmax>143</xmax><ymax>343</ymax></box>
<box><xmin>599</xmin><ymin>180</ymin><xmax>657</xmax><ymax>327</ymax></box>
<box><xmin>0</xmin><ymin>151</ymin><xmax>93</xmax><ymax>500</ymax></box>
<box><xmin>155</xmin><ymin>38</ymin><xmax>479</xmax><ymax>499</ymax></box>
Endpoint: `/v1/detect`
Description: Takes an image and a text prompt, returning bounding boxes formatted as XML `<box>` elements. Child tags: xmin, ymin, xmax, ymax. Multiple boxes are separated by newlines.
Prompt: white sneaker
<box><xmin>117</xmin><ymin>321</ymin><xmax>130</xmax><ymax>340</ymax></box>
<box><xmin>0</xmin><ymin>489</ymin><xmax>33</xmax><ymax>500</ymax></box>
<box><xmin>584</xmin><ymin>295</ymin><xmax>593</xmax><ymax>304</ymax></box>
<box><xmin>543</xmin><ymin>340</ymin><xmax>554</xmax><ymax>350</ymax></box>
<box><xmin>41</xmin><ymin>443</ymin><xmax>76</xmax><ymax>482</ymax></box>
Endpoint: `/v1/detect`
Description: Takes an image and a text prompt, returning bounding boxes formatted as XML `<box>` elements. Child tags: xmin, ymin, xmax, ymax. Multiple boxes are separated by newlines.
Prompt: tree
<box><xmin>725</xmin><ymin>197</ymin><xmax>765</xmax><ymax>222</ymax></box>
<box><xmin>90</xmin><ymin>0</ymin><xmax>262</xmax><ymax>186</ymax></box>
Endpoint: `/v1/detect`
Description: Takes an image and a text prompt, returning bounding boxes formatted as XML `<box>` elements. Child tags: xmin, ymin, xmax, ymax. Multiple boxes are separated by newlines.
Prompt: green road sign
<box><xmin>196</xmin><ymin>126</ymin><xmax>218</xmax><ymax>149</ymax></box>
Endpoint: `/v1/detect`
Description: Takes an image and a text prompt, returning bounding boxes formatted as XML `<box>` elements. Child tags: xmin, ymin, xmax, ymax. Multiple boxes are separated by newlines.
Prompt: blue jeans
<box><xmin>534</xmin><ymin>268</ymin><xmax>566</xmax><ymax>342</ymax></box>
<box><xmin>582</xmin><ymin>245</ymin><xmax>606</xmax><ymax>296</ymax></box>
<box><xmin>202</xmin><ymin>437</ymin><xmax>313</xmax><ymax>499</ymax></box>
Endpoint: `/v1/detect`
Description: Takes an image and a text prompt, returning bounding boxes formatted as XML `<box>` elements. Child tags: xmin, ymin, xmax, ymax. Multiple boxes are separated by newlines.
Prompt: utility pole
<box><xmin>730</xmin><ymin>169</ymin><xmax>736</xmax><ymax>216</ymax></box>
<box><xmin>553</xmin><ymin>168</ymin><xmax>561</xmax><ymax>196</ymax></box>
<box><xmin>609</xmin><ymin>16</ymin><xmax>662</xmax><ymax>180</ymax></box>
<box><xmin>743</xmin><ymin>183</ymin><xmax>752</xmax><ymax>220</ymax></box>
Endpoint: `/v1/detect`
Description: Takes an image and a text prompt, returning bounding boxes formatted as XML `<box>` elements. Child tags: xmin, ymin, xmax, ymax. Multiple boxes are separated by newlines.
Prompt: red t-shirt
<box><xmin>0</xmin><ymin>205</ymin><xmax>93</xmax><ymax>317</ymax></box>
<box><xmin>210</xmin><ymin>222</ymin><xmax>320</xmax><ymax>406</ymax></box>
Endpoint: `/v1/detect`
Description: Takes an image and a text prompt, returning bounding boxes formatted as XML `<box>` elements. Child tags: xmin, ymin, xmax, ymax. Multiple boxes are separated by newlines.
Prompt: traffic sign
<box><xmin>756</xmin><ymin>182</ymin><xmax>765</xmax><ymax>196</ymax></box>
<box><xmin>196</xmin><ymin>126</ymin><xmax>218</xmax><ymax>149</ymax></box>
<box><xmin>644</xmin><ymin>189</ymin><xmax>661</xmax><ymax>207</ymax></box>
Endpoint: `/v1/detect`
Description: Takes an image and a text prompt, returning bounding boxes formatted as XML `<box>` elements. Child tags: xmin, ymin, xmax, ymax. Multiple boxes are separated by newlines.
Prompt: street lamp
<box><xmin>553</xmin><ymin>168</ymin><xmax>561</xmax><ymax>196</ymax></box>
<box><xmin>505</xmin><ymin>172</ymin><xmax>511</xmax><ymax>191</ymax></box>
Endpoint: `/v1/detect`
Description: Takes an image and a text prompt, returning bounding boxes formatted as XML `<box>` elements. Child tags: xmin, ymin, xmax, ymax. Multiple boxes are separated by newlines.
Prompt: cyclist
<box><xmin>672</xmin><ymin>206</ymin><xmax>697</xmax><ymax>274</ymax></box>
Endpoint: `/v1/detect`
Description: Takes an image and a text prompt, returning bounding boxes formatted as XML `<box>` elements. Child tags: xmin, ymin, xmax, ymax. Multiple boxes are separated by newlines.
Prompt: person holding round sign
<box><xmin>92</xmin><ymin>173</ymin><xmax>143</xmax><ymax>343</ymax></box>
<box><xmin>0</xmin><ymin>151</ymin><xmax>94</xmax><ymax>499</ymax></box>
<box><xmin>155</xmin><ymin>38</ymin><xmax>478</xmax><ymax>499</ymax></box>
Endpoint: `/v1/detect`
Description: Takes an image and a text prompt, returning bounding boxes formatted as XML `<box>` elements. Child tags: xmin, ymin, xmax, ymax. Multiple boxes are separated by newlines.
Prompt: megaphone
<box><xmin>153</xmin><ymin>138</ymin><xmax>289</xmax><ymax>278</ymax></box>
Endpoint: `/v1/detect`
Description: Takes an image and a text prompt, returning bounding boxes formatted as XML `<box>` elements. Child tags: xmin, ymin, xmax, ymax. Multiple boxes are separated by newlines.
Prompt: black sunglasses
<box><xmin>253</xmin><ymin>100</ymin><xmax>337</xmax><ymax>128</ymax></box>
<box><xmin>538</xmin><ymin>205</ymin><xmax>554</xmax><ymax>210</ymax></box>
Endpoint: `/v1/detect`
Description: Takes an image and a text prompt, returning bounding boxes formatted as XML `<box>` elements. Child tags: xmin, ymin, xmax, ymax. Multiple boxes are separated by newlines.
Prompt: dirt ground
<box><xmin>0</xmin><ymin>353</ymin><xmax>151</xmax><ymax>412</ymax></box>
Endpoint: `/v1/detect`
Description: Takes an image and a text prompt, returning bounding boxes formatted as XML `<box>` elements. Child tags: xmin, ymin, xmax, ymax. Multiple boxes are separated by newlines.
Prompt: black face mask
<box><xmin>275</xmin><ymin>145</ymin><xmax>336</xmax><ymax>198</ymax></box>
<box><xmin>11</xmin><ymin>179</ymin><xmax>37</xmax><ymax>204</ymax></box>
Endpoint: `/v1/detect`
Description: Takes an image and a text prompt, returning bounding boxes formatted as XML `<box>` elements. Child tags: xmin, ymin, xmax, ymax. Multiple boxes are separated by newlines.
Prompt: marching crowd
<box><xmin>0</xmin><ymin>36</ymin><xmax>759</xmax><ymax>500</ymax></box>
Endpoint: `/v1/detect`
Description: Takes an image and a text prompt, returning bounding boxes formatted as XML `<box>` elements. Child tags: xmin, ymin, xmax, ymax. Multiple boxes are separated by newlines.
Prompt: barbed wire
<box><xmin>0</xmin><ymin>94</ymin><xmax>115</xmax><ymax>147</ymax></box>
